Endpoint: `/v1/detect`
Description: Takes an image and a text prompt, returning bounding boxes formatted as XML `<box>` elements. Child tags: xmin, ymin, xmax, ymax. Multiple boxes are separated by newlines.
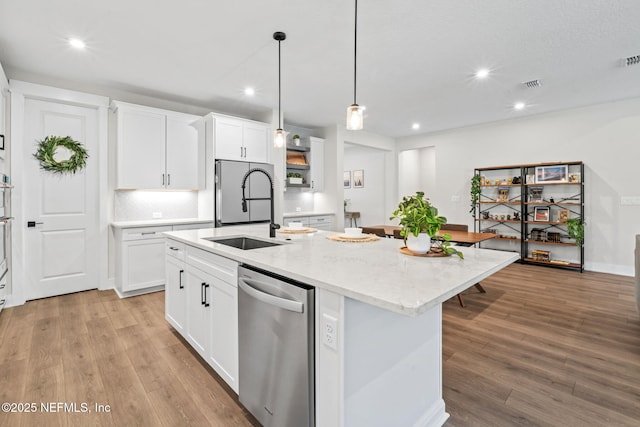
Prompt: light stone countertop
<box><xmin>282</xmin><ymin>211</ymin><xmax>335</xmax><ymax>218</ymax></box>
<box><xmin>111</xmin><ymin>218</ymin><xmax>214</xmax><ymax>229</ymax></box>
<box><xmin>164</xmin><ymin>224</ymin><xmax>518</xmax><ymax>316</ymax></box>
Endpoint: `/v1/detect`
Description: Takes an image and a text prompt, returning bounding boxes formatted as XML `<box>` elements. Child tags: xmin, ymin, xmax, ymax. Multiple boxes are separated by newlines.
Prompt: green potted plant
<box><xmin>292</xmin><ymin>134</ymin><xmax>301</xmax><ymax>146</ymax></box>
<box><xmin>470</xmin><ymin>174</ymin><xmax>481</xmax><ymax>218</ymax></box>
<box><xmin>287</xmin><ymin>172</ymin><xmax>303</xmax><ymax>185</ymax></box>
<box><xmin>566</xmin><ymin>218</ymin><xmax>584</xmax><ymax>246</ymax></box>
<box><xmin>390</xmin><ymin>191</ymin><xmax>463</xmax><ymax>258</ymax></box>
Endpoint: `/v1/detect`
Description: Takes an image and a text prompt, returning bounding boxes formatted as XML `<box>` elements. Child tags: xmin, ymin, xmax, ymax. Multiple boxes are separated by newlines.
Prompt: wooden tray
<box><xmin>327</xmin><ymin>234</ymin><xmax>380</xmax><ymax>243</ymax></box>
<box><xmin>400</xmin><ymin>246</ymin><xmax>450</xmax><ymax>257</ymax></box>
<box><xmin>279</xmin><ymin>227</ymin><xmax>317</xmax><ymax>234</ymax></box>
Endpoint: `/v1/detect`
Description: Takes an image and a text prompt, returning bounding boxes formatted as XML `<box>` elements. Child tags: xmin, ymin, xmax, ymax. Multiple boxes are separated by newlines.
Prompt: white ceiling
<box><xmin>1</xmin><ymin>0</ymin><xmax>639</xmax><ymax>137</ymax></box>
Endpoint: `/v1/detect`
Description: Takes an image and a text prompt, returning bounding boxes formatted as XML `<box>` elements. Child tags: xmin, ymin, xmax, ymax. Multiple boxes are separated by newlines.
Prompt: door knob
<box><xmin>27</xmin><ymin>221</ymin><xmax>44</xmax><ymax>228</ymax></box>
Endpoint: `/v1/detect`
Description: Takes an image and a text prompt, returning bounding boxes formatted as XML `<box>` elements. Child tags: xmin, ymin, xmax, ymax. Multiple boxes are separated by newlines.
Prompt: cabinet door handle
<box><xmin>201</xmin><ymin>282</ymin><xmax>206</xmax><ymax>305</ymax></box>
<box><xmin>311</xmin><ymin>180</ymin><xmax>315</xmax><ymax>189</ymax></box>
<box><xmin>169</xmin><ymin>246</ymin><xmax>179</xmax><ymax>251</ymax></box>
<box><xmin>179</xmin><ymin>269</ymin><xmax>184</xmax><ymax>289</ymax></box>
<box><xmin>167</xmin><ymin>174</ymin><xmax>171</xmax><ymax>186</ymax></box>
<box><xmin>204</xmin><ymin>283</ymin><xmax>210</xmax><ymax>307</ymax></box>
<box><xmin>141</xmin><ymin>231</ymin><xmax>156</xmax><ymax>235</ymax></box>
<box><xmin>240</xmin><ymin>147</ymin><xmax>243</xmax><ymax>158</ymax></box>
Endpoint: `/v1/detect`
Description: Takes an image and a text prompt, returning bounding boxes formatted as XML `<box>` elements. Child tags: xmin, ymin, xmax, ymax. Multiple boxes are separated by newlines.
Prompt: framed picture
<box><xmin>353</xmin><ymin>170</ymin><xmax>364</xmax><ymax>188</ymax></box>
<box><xmin>528</xmin><ymin>186</ymin><xmax>543</xmax><ymax>202</ymax></box>
<box><xmin>535</xmin><ymin>165</ymin><xmax>568</xmax><ymax>184</ymax></box>
<box><xmin>343</xmin><ymin>171</ymin><xmax>351</xmax><ymax>189</ymax></box>
<box><xmin>534</xmin><ymin>206</ymin><xmax>550</xmax><ymax>222</ymax></box>
<box><xmin>558</xmin><ymin>209</ymin><xmax>570</xmax><ymax>222</ymax></box>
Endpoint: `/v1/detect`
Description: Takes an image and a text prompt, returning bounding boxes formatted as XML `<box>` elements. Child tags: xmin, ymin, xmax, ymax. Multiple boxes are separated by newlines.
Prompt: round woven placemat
<box><xmin>399</xmin><ymin>246</ymin><xmax>450</xmax><ymax>257</ymax></box>
<box><xmin>327</xmin><ymin>234</ymin><xmax>381</xmax><ymax>243</ymax></box>
<box><xmin>279</xmin><ymin>227</ymin><xmax>317</xmax><ymax>234</ymax></box>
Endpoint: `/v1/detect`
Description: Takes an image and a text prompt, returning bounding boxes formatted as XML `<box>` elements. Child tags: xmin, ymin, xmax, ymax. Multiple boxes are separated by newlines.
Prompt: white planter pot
<box><xmin>406</xmin><ymin>233</ymin><xmax>431</xmax><ymax>254</ymax></box>
<box><xmin>288</xmin><ymin>177</ymin><xmax>303</xmax><ymax>185</ymax></box>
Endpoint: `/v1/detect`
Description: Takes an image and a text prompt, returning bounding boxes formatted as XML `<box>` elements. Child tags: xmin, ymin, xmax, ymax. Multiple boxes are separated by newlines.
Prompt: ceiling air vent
<box><xmin>625</xmin><ymin>55</ymin><xmax>640</xmax><ymax>66</ymax></box>
<box><xmin>522</xmin><ymin>79</ymin><xmax>542</xmax><ymax>89</ymax></box>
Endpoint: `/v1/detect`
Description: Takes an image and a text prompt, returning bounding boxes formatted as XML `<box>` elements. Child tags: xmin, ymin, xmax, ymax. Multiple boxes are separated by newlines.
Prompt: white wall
<box><xmin>114</xmin><ymin>191</ymin><xmax>198</xmax><ymax>221</ymax></box>
<box><xmin>397</xmin><ymin>147</ymin><xmax>436</xmax><ymax>205</ymax></box>
<box><xmin>397</xmin><ymin>98</ymin><xmax>640</xmax><ymax>275</ymax></box>
<box><xmin>344</xmin><ymin>145</ymin><xmax>387</xmax><ymax>227</ymax></box>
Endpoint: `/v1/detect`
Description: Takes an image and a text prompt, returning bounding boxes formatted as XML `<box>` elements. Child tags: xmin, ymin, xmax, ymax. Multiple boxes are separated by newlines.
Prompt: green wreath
<box><xmin>34</xmin><ymin>135</ymin><xmax>89</xmax><ymax>174</ymax></box>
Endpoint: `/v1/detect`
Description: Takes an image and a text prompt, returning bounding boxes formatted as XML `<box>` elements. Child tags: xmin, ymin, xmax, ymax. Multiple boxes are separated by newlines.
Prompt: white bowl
<box><xmin>288</xmin><ymin>222</ymin><xmax>304</xmax><ymax>229</ymax></box>
<box><xmin>344</xmin><ymin>227</ymin><xmax>363</xmax><ymax>236</ymax></box>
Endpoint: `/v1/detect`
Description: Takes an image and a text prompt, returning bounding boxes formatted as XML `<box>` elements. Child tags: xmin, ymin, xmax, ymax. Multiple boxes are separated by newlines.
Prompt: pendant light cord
<box><xmin>353</xmin><ymin>0</ymin><xmax>358</xmax><ymax>105</ymax></box>
<box><xmin>278</xmin><ymin>37</ymin><xmax>282</xmax><ymax>128</ymax></box>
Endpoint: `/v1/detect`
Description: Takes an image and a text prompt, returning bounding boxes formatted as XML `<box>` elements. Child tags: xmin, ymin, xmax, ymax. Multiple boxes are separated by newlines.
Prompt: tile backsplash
<box><xmin>114</xmin><ymin>190</ymin><xmax>198</xmax><ymax>221</ymax></box>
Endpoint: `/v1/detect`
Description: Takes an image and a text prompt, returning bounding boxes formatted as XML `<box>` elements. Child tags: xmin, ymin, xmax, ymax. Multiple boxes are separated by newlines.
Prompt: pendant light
<box><xmin>273</xmin><ymin>31</ymin><xmax>287</xmax><ymax>147</ymax></box>
<box><xmin>346</xmin><ymin>0</ymin><xmax>363</xmax><ymax>130</ymax></box>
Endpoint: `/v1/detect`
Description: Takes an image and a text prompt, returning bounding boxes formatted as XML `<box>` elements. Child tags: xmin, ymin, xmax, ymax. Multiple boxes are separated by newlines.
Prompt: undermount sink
<box><xmin>203</xmin><ymin>236</ymin><xmax>284</xmax><ymax>250</ymax></box>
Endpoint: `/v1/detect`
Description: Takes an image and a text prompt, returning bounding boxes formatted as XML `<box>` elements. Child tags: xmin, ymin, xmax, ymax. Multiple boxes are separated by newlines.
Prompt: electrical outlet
<box><xmin>451</xmin><ymin>195</ymin><xmax>461</xmax><ymax>202</ymax></box>
<box><xmin>322</xmin><ymin>314</ymin><xmax>338</xmax><ymax>350</ymax></box>
<box><xmin>296</xmin><ymin>207</ymin><xmax>302</xmax><ymax>212</ymax></box>
<box><xmin>621</xmin><ymin>196</ymin><xmax>640</xmax><ymax>206</ymax></box>
<box><xmin>152</xmin><ymin>212</ymin><xmax>163</xmax><ymax>219</ymax></box>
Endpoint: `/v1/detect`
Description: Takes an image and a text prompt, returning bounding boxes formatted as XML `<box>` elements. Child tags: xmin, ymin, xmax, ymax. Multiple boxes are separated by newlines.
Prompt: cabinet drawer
<box><xmin>166</xmin><ymin>240</ymin><xmax>186</xmax><ymax>261</ymax></box>
<box><xmin>186</xmin><ymin>245</ymin><xmax>238</xmax><ymax>286</ymax></box>
<box><xmin>308</xmin><ymin>215</ymin><xmax>333</xmax><ymax>226</ymax></box>
<box><xmin>122</xmin><ymin>226</ymin><xmax>172</xmax><ymax>241</ymax></box>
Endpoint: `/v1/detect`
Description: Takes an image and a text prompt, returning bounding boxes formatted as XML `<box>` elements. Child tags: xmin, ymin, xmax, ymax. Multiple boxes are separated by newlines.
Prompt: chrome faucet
<box><xmin>241</xmin><ymin>168</ymin><xmax>280</xmax><ymax>238</ymax></box>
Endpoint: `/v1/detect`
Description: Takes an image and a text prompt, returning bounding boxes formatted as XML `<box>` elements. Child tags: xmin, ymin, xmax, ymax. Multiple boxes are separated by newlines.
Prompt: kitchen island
<box><xmin>164</xmin><ymin>224</ymin><xmax>518</xmax><ymax>427</ymax></box>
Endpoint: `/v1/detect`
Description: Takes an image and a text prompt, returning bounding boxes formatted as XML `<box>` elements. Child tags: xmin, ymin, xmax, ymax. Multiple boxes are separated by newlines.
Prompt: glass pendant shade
<box><xmin>346</xmin><ymin>104</ymin><xmax>364</xmax><ymax>130</ymax></box>
<box><xmin>274</xmin><ymin>128</ymin><xmax>286</xmax><ymax>148</ymax></box>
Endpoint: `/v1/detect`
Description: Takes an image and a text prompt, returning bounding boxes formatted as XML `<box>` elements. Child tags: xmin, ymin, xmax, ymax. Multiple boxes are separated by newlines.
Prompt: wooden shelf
<box><xmin>286</xmin><ymin>183</ymin><xmax>311</xmax><ymax>188</ymax></box>
<box><xmin>524</xmin><ymin>201</ymin><xmax>581</xmax><ymax>205</ymax></box>
<box><xmin>524</xmin><ymin>239</ymin><xmax>577</xmax><ymax>246</ymax></box>
<box><xmin>286</xmin><ymin>144</ymin><xmax>310</xmax><ymax>152</ymax></box>
<box><xmin>286</xmin><ymin>163</ymin><xmax>310</xmax><ymax>170</ymax></box>
<box><xmin>524</xmin><ymin>182</ymin><xmax>581</xmax><ymax>186</ymax></box>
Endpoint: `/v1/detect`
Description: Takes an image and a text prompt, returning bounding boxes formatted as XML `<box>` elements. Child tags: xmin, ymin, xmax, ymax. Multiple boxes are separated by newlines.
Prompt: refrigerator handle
<box><xmin>239</xmin><ymin>277</ymin><xmax>304</xmax><ymax>313</ymax></box>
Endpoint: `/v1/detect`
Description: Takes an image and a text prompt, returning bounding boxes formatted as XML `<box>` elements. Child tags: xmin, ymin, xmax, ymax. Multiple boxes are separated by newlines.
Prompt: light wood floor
<box><xmin>0</xmin><ymin>263</ymin><xmax>638</xmax><ymax>426</ymax></box>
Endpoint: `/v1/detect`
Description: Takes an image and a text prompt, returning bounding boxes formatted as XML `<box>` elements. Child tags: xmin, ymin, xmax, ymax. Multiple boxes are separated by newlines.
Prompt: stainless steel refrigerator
<box><xmin>215</xmin><ymin>160</ymin><xmax>274</xmax><ymax>226</ymax></box>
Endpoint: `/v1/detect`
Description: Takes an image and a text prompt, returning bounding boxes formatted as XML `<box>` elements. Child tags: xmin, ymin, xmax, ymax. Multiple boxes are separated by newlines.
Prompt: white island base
<box><xmin>317</xmin><ymin>288</ymin><xmax>448</xmax><ymax>427</ymax></box>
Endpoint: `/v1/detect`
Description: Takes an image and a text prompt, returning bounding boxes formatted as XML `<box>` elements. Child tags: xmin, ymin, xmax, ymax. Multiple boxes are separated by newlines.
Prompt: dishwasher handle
<box><xmin>239</xmin><ymin>277</ymin><xmax>304</xmax><ymax>313</ymax></box>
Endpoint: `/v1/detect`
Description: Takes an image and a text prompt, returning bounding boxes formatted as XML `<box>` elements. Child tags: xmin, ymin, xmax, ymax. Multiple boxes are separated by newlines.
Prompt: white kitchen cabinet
<box><xmin>112</xmin><ymin>101</ymin><xmax>202</xmax><ymax>190</ymax></box>
<box><xmin>113</xmin><ymin>222</ymin><xmax>213</xmax><ymax>298</ymax></box>
<box><xmin>284</xmin><ymin>214</ymin><xmax>335</xmax><ymax>231</ymax></box>
<box><xmin>115</xmin><ymin>225</ymin><xmax>171</xmax><ymax>295</ymax></box>
<box><xmin>206</xmin><ymin>113</ymin><xmax>270</xmax><ymax>163</ymax></box>
<box><xmin>165</xmin><ymin>242</ymin><xmax>239</xmax><ymax>393</ymax></box>
<box><xmin>309</xmin><ymin>137</ymin><xmax>324</xmax><ymax>192</ymax></box>
<box><xmin>185</xmin><ymin>265</ymin><xmax>212</xmax><ymax>358</ymax></box>
<box><xmin>165</xmin><ymin>241</ymin><xmax>187</xmax><ymax>335</ymax></box>
<box><xmin>209</xmin><ymin>277</ymin><xmax>238</xmax><ymax>391</ymax></box>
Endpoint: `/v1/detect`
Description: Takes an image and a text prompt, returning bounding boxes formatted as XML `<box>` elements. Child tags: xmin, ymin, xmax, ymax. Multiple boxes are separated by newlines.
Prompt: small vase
<box><xmin>406</xmin><ymin>233</ymin><xmax>431</xmax><ymax>254</ymax></box>
<box><xmin>293</xmin><ymin>137</ymin><xmax>300</xmax><ymax>146</ymax></box>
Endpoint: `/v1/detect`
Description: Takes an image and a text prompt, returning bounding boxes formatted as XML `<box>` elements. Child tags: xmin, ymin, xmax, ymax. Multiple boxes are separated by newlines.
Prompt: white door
<box><xmin>213</xmin><ymin>116</ymin><xmax>244</xmax><ymax>161</ymax></box>
<box><xmin>23</xmin><ymin>99</ymin><xmax>99</xmax><ymax>300</ymax></box>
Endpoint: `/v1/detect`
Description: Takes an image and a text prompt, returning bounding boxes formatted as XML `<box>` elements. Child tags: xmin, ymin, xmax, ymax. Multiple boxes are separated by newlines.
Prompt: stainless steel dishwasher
<box><xmin>238</xmin><ymin>264</ymin><xmax>315</xmax><ymax>427</ymax></box>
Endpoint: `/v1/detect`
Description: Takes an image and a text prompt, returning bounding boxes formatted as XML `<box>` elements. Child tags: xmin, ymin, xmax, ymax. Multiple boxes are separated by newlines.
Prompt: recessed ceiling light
<box><xmin>412</xmin><ymin>123</ymin><xmax>420</xmax><ymax>130</ymax></box>
<box><xmin>475</xmin><ymin>68</ymin><xmax>490</xmax><ymax>79</ymax></box>
<box><xmin>514</xmin><ymin>102</ymin><xmax>526</xmax><ymax>111</ymax></box>
<box><xmin>68</xmin><ymin>38</ymin><xmax>86</xmax><ymax>49</ymax></box>
<box><xmin>244</xmin><ymin>87</ymin><xmax>255</xmax><ymax>96</ymax></box>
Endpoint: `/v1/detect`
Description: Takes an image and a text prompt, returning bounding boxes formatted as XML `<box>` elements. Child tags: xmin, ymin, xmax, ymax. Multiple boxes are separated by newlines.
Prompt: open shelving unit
<box><xmin>474</xmin><ymin>161</ymin><xmax>584</xmax><ymax>272</ymax></box>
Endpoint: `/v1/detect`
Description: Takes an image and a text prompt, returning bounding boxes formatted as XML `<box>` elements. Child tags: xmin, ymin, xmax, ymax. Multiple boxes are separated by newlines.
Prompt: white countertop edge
<box><xmin>282</xmin><ymin>211</ymin><xmax>335</xmax><ymax>218</ymax></box>
<box><xmin>111</xmin><ymin>218</ymin><xmax>214</xmax><ymax>228</ymax></box>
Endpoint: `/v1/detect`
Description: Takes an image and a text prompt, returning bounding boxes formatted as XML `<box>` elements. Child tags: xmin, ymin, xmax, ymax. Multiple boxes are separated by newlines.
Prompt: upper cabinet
<box><xmin>112</xmin><ymin>101</ymin><xmax>203</xmax><ymax>190</ymax></box>
<box><xmin>206</xmin><ymin>113</ymin><xmax>270</xmax><ymax>163</ymax></box>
